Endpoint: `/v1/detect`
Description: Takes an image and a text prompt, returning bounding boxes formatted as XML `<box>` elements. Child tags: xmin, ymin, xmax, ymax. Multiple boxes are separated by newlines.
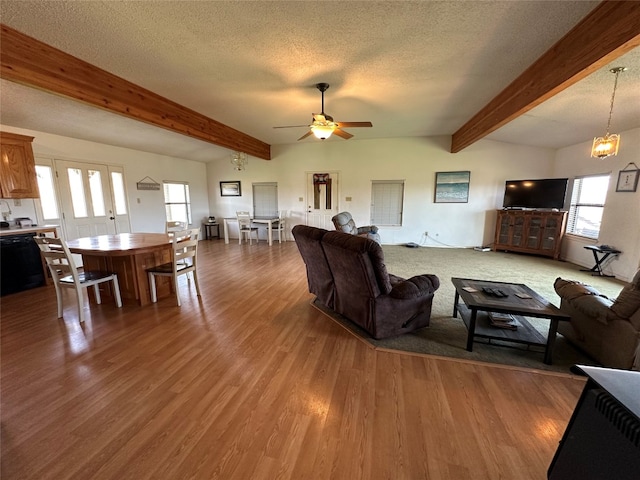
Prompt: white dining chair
<box><xmin>272</xmin><ymin>210</ymin><xmax>286</xmax><ymax>243</ymax></box>
<box><xmin>147</xmin><ymin>228</ymin><xmax>201</xmax><ymax>306</ymax></box>
<box><xmin>166</xmin><ymin>220</ymin><xmax>187</xmax><ymax>233</ymax></box>
<box><xmin>236</xmin><ymin>211</ymin><xmax>259</xmax><ymax>244</ymax></box>
<box><xmin>34</xmin><ymin>236</ymin><xmax>123</xmax><ymax>323</ymax></box>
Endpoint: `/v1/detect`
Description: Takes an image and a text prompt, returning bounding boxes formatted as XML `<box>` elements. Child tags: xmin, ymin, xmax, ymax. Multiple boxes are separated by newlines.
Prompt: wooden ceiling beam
<box><xmin>451</xmin><ymin>1</ymin><xmax>640</xmax><ymax>153</ymax></box>
<box><xmin>0</xmin><ymin>24</ymin><xmax>271</xmax><ymax>160</ymax></box>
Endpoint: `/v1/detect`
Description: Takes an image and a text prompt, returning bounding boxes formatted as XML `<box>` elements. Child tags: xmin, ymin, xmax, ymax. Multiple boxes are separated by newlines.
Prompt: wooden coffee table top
<box><xmin>451</xmin><ymin>277</ymin><xmax>569</xmax><ymax>320</ymax></box>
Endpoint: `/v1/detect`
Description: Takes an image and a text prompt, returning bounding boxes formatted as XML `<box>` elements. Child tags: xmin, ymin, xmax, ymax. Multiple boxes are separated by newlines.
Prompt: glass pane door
<box><xmin>56</xmin><ymin>160</ymin><xmax>130</xmax><ymax>239</ymax></box>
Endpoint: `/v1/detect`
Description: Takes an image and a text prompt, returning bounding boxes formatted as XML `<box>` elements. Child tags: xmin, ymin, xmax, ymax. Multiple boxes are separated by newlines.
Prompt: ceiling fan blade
<box><xmin>336</xmin><ymin>121</ymin><xmax>372</xmax><ymax>128</ymax></box>
<box><xmin>333</xmin><ymin>128</ymin><xmax>353</xmax><ymax>140</ymax></box>
<box><xmin>273</xmin><ymin>125</ymin><xmax>308</xmax><ymax>129</ymax></box>
<box><xmin>298</xmin><ymin>130</ymin><xmax>313</xmax><ymax>141</ymax></box>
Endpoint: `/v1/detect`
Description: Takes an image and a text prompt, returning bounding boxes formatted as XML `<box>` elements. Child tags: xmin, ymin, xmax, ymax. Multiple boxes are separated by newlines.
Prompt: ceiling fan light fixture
<box><xmin>591</xmin><ymin>67</ymin><xmax>626</xmax><ymax>159</ymax></box>
<box><xmin>311</xmin><ymin>124</ymin><xmax>335</xmax><ymax>140</ymax></box>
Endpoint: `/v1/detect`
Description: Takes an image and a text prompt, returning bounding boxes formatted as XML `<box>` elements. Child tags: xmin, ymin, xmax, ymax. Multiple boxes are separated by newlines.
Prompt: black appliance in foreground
<box><xmin>0</xmin><ymin>233</ymin><xmax>45</xmax><ymax>296</ymax></box>
<box><xmin>548</xmin><ymin>365</ymin><xmax>640</xmax><ymax>480</ymax></box>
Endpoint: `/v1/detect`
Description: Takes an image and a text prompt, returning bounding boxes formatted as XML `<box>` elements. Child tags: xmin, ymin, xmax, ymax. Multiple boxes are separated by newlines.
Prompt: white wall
<box><xmin>0</xmin><ymin>125</ymin><xmax>209</xmax><ymax>236</ymax></box>
<box><xmin>7</xmin><ymin>121</ymin><xmax>634</xmax><ymax>281</ymax></box>
<box><xmin>554</xmin><ymin>127</ymin><xmax>640</xmax><ymax>282</ymax></box>
<box><xmin>207</xmin><ymin>136</ymin><xmax>555</xmax><ymax>247</ymax></box>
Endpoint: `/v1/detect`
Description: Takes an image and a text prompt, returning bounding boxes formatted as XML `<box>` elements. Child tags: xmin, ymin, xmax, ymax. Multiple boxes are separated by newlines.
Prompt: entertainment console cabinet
<box><xmin>493</xmin><ymin>209</ymin><xmax>567</xmax><ymax>259</ymax></box>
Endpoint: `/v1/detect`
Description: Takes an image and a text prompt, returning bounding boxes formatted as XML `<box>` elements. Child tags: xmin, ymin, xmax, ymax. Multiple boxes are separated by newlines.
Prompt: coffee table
<box><xmin>451</xmin><ymin>278</ymin><xmax>570</xmax><ymax>365</ymax></box>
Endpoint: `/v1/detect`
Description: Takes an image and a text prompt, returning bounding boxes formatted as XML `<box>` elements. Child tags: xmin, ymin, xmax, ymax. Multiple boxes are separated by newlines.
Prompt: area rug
<box><xmin>308</xmin><ymin>246</ymin><xmax>626</xmax><ymax>373</ymax></box>
<box><xmin>312</xmin><ymin>299</ymin><xmax>598</xmax><ymax>374</ymax></box>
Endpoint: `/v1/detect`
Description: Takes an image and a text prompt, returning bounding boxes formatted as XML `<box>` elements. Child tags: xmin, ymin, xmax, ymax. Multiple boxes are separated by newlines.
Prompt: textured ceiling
<box><xmin>1</xmin><ymin>0</ymin><xmax>639</xmax><ymax>162</ymax></box>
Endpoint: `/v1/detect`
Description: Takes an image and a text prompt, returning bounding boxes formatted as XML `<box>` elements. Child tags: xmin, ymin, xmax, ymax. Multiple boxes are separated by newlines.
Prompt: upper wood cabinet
<box><xmin>0</xmin><ymin>131</ymin><xmax>39</xmax><ymax>199</ymax></box>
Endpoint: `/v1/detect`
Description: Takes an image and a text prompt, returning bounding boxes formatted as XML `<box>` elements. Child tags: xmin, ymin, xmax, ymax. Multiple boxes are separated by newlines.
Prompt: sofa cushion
<box><xmin>611</xmin><ymin>272</ymin><xmax>640</xmax><ymax>319</ymax></box>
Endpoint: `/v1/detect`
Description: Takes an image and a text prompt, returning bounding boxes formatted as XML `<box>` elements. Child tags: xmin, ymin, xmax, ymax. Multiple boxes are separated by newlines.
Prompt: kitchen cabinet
<box><xmin>0</xmin><ymin>131</ymin><xmax>39</xmax><ymax>199</ymax></box>
<box><xmin>493</xmin><ymin>209</ymin><xmax>567</xmax><ymax>259</ymax></box>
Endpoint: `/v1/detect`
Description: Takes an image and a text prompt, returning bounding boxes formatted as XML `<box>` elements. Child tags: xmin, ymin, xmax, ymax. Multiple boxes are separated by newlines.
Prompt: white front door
<box><xmin>306</xmin><ymin>172</ymin><xmax>339</xmax><ymax>229</ymax></box>
<box><xmin>56</xmin><ymin>160</ymin><xmax>131</xmax><ymax>240</ymax></box>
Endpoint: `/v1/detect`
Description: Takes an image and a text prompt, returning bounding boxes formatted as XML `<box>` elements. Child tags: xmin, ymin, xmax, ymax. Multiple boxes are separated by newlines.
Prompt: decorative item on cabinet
<box><xmin>493</xmin><ymin>209</ymin><xmax>567</xmax><ymax>259</ymax></box>
<box><xmin>0</xmin><ymin>131</ymin><xmax>39</xmax><ymax>199</ymax></box>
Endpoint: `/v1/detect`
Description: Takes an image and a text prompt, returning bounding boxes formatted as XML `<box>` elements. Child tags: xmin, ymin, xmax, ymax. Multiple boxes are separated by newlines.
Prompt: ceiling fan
<box><xmin>274</xmin><ymin>83</ymin><xmax>372</xmax><ymax>140</ymax></box>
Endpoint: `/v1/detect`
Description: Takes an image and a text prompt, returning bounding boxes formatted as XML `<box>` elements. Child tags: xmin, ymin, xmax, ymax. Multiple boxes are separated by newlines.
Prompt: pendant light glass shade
<box><xmin>591</xmin><ymin>134</ymin><xmax>620</xmax><ymax>159</ymax></box>
<box><xmin>230</xmin><ymin>151</ymin><xmax>248</xmax><ymax>170</ymax></box>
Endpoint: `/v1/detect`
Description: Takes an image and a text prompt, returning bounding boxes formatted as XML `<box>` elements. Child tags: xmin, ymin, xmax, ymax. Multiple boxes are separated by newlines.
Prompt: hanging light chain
<box><xmin>604</xmin><ymin>67</ymin><xmax>626</xmax><ymax>135</ymax></box>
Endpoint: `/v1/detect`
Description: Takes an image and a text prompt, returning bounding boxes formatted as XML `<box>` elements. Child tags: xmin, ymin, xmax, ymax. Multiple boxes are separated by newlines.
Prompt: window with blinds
<box><xmin>163</xmin><ymin>182</ymin><xmax>192</xmax><ymax>224</ymax></box>
<box><xmin>566</xmin><ymin>174</ymin><xmax>609</xmax><ymax>239</ymax></box>
<box><xmin>371</xmin><ymin>180</ymin><xmax>404</xmax><ymax>226</ymax></box>
<box><xmin>253</xmin><ymin>183</ymin><xmax>278</xmax><ymax>217</ymax></box>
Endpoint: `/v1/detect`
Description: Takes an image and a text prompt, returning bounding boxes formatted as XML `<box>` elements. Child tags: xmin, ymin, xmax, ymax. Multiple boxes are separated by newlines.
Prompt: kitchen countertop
<box><xmin>0</xmin><ymin>225</ymin><xmax>59</xmax><ymax>236</ymax></box>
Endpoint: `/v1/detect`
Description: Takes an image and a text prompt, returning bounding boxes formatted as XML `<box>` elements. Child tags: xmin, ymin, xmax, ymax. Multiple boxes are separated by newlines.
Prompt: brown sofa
<box><xmin>292</xmin><ymin>225</ymin><xmax>440</xmax><ymax>339</ymax></box>
<box><xmin>554</xmin><ymin>270</ymin><xmax>640</xmax><ymax>370</ymax></box>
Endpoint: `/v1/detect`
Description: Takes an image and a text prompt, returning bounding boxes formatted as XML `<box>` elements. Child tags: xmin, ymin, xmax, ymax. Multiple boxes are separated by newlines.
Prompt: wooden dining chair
<box><xmin>236</xmin><ymin>211</ymin><xmax>259</xmax><ymax>244</ymax></box>
<box><xmin>147</xmin><ymin>228</ymin><xmax>201</xmax><ymax>306</ymax></box>
<box><xmin>34</xmin><ymin>236</ymin><xmax>123</xmax><ymax>323</ymax></box>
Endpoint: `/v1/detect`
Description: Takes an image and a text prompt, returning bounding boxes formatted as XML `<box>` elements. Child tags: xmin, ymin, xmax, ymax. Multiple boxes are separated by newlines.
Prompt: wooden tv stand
<box><xmin>493</xmin><ymin>209</ymin><xmax>567</xmax><ymax>259</ymax></box>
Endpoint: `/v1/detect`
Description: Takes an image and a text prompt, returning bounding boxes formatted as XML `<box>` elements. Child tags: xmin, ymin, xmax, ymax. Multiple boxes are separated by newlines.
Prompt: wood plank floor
<box><xmin>0</xmin><ymin>239</ymin><xmax>585</xmax><ymax>479</ymax></box>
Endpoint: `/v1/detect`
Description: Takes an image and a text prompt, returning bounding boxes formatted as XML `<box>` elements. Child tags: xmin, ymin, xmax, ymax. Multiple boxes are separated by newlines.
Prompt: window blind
<box><xmin>253</xmin><ymin>183</ymin><xmax>278</xmax><ymax>217</ymax></box>
<box><xmin>371</xmin><ymin>181</ymin><xmax>404</xmax><ymax>226</ymax></box>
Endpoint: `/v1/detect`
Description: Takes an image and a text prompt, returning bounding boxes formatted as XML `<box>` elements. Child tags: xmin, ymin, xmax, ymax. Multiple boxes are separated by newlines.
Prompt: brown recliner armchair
<box><xmin>292</xmin><ymin>225</ymin><xmax>440</xmax><ymax>339</ymax></box>
<box><xmin>554</xmin><ymin>270</ymin><xmax>640</xmax><ymax>370</ymax></box>
<box><xmin>331</xmin><ymin>211</ymin><xmax>381</xmax><ymax>244</ymax></box>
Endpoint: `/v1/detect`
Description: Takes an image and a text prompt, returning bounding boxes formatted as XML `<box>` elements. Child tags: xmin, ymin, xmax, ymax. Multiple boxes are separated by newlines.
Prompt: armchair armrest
<box><xmin>554</xmin><ymin>277</ymin><xmax>606</xmax><ymax>301</ymax></box>
<box><xmin>390</xmin><ymin>274</ymin><xmax>440</xmax><ymax>299</ymax></box>
<box><xmin>357</xmin><ymin>225</ymin><xmax>379</xmax><ymax>234</ymax></box>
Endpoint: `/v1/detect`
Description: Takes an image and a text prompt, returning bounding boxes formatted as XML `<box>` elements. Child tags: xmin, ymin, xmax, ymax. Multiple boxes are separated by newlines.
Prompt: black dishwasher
<box><xmin>0</xmin><ymin>233</ymin><xmax>46</xmax><ymax>296</ymax></box>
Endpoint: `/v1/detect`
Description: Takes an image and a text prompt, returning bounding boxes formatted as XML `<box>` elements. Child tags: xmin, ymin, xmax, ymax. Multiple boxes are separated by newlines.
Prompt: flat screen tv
<box><xmin>502</xmin><ymin>178</ymin><xmax>568</xmax><ymax>209</ymax></box>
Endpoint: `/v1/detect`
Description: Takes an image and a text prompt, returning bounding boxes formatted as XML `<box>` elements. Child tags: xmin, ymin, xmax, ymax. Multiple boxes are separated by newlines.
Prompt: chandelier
<box><xmin>591</xmin><ymin>67</ymin><xmax>626</xmax><ymax>159</ymax></box>
<box><xmin>230</xmin><ymin>151</ymin><xmax>248</xmax><ymax>171</ymax></box>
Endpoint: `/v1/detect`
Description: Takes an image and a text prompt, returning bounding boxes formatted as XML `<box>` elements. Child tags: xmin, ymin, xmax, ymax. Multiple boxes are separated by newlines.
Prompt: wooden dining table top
<box><xmin>66</xmin><ymin>233</ymin><xmax>172</xmax><ymax>256</ymax></box>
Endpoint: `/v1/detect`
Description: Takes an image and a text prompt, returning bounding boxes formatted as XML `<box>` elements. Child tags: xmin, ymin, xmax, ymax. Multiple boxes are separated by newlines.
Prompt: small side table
<box><xmin>202</xmin><ymin>222</ymin><xmax>220</xmax><ymax>240</ymax></box>
<box><xmin>581</xmin><ymin>245</ymin><xmax>621</xmax><ymax>277</ymax></box>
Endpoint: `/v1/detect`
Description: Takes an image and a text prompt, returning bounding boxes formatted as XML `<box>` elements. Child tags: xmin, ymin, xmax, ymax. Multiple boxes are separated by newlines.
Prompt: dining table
<box><xmin>223</xmin><ymin>216</ymin><xmax>280</xmax><ymax>246</ymax></box>
<box><xmin>66</xmin><ymin>233</ymin><xmax>173</xmax><ymax>306</ymax></box>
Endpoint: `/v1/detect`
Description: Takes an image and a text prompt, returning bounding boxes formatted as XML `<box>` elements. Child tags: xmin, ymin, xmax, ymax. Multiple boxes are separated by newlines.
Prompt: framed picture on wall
<box><xmin>220</xmin><ymin>181</ymin><xmax>241</xmax><ymax>196</ymax></box>
<box><xmin>434</xmin><ymin>171</ymin><xmax>470</xmax><ymax>203</ymax></box>
<box><xmin>615</xmin><ymin>165</ymin><xmax>639</xmax><ymax>192</ymax></box>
